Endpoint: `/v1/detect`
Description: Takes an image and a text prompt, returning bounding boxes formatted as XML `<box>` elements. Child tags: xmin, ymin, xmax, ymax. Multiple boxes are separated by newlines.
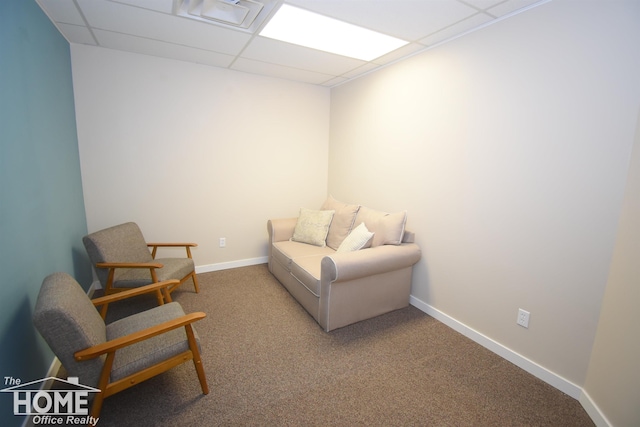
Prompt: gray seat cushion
<box><xmin>111</xmin><ymin>258</ymin><xmax>195</xmax><ymax>288</ymax></box>
<box><xmin>107</xmin><ymin>302</ymin><xmax>200</xmax><ymax>381</ymax></box>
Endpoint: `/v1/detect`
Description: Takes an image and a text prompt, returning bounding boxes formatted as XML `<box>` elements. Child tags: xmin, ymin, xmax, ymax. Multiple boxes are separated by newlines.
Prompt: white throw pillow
<box><xmin>336</xmin><ymin>222</ymin><xmax>374</xmax><ymax>253</ymax></box>
<box><xmin>291</xmin><ymin>208</ymin><xmax>335</xmax><ymax>247</ymax></box>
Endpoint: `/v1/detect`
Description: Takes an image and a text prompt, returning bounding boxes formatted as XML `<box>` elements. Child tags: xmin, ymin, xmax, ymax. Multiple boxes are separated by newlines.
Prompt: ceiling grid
<box><xmin>36</xmin><ymin>0</ymin><xmax>548</xmax><ymax>87</ymax></box>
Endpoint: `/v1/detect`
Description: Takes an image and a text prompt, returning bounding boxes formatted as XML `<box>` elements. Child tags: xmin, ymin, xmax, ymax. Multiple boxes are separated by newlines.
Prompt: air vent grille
<box><xmin>178</xmin><ymin>0</ymin><xmax>278</xmax><ymax>33</ymax></box>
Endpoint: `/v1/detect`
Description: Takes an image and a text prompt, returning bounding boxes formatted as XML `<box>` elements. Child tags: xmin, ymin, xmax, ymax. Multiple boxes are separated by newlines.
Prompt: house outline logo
<box><xmin>1</xmin><ymin>376</ymin><xmax>100</xmax><ymax>417</ymax></box>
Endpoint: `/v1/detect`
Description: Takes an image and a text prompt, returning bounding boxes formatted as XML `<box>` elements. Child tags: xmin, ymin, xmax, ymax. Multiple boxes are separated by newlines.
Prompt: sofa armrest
<box><xmin>321</xmin><ymin>243</ymin><xmax>421</xmax><ymax>283</ymax></box>
<box><xmin>267</xmin><ymin>217</ymin><xmax>298</xmax><ymax>243</ymax></box>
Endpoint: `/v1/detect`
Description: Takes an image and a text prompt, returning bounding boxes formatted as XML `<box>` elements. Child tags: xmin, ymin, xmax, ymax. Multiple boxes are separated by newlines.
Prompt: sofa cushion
<box><xmin>272</xmin><ymin>241</ymin><xmax>334</xmax><ymax>271</ymax></box>
<box><xmin>355</xmin><ymin>207</ymin><xmax>406</xmax><ymax>247</ymax></box>
<box><xmin>321</xmin><ymin>196</ymin><xmax>360</xmax><ymax>250</ymax></box>
<box><xmin>291</xmin><ymin>208</ymin><xmax>335</xmax><ymax>247</ymax></box>
<box><xmin>337</xmin><ymin>222</ymin><xmax>374</xmax><ymax>253</ymax></box>
<box><xmin>372</xmin><ymin>210</ymin><xmax>407</xmax><ymax>247</ymax></box>
<box><xmin>290</xmin><ymin>255</ymin><xmax>325</xmax><ymax>297</ymax></box>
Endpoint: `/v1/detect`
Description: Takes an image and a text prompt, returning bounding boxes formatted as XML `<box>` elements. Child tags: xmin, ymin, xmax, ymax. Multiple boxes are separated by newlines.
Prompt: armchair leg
<box><xmin>163</xmin><ymin>287</ymin><xmax>172</xmax><ymax>303</ymax></box>
<box><xmin>99</xmin><ymin>304</ymin><xmax>109</xmax><ymax>319</ymax></box>
<box><xmin>191</xmin><ymin>272</ymin><xmax>200</xmax><ymax>293</ymax></box>
<box><xmin>155</xmin><ymin>289</ymin><xmax>165</xmax><ymax>306</ymax></box>
<box><xmin>91</xmin><ymin>352</ymin><xmax>116</xmax><ymax>419</ymax></box>
<box><xmin>90</xmin><ymin>392</ymin><xmax>106</xmax><ymax>422</ymax></box>
<box><xmin>185</xmin><ymin>324</ymin><xmax>209</xmax><ymax>394</ymax></box>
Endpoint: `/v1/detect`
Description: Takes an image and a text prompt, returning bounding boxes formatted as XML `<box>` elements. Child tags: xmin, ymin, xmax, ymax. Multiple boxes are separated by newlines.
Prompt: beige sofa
<box><xmin>267</xmin><ymin>196</ymin><xmax>422</xmax><ymax>332</ymax></box>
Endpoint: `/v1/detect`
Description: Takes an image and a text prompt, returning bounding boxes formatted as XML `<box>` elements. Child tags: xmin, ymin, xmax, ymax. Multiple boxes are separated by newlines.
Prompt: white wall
<box><xmin>329</xmin><ymin>0</ymin><xmax>640</xmax><ymax>393</ymax></box>
<box><xmin>582</xmin><ymin>108</ymin><xmax>640</xmax><ymax>427</ymax></box>
<box><xmin>71</xmin><ymin>45</ymin><xmax>330</xmax><ymax>269</ymax></box>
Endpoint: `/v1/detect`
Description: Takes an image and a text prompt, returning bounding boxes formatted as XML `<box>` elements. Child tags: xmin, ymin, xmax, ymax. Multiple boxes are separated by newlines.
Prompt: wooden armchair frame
<box><xmin>148</xmin><ymin>241</ymin><xmax>200</xmax><ymax>293</ymax></box>
<box><xmin>78</xmin><ymin>279</ymin><xmax>209</xmax><ymax>419</ymax></box>
<box><xmin>94</xmin><ymin>242</ymin><xmax>200</xmax><ymax>317</ymax></box>
<box><xmin>83</xmin><ymin>223</ymin><xmax>201</xmax><ymax>319</ymax></box>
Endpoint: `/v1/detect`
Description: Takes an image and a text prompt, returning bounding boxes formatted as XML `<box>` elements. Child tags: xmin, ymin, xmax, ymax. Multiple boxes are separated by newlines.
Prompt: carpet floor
<box><xmin>63</xmin><ymin>264</ymin><xmax>594</xmax><ymax>426</ymax></box>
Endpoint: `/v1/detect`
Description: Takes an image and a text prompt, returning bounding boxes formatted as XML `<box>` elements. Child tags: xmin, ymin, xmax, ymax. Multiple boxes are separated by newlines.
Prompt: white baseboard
<box><xmin>20</xmin><ymin>358</ymin><xmax>63</xmax><ymax>427</ymax></box>
<box><xmin>195</xmin><ymin>256</ymin><xmax>268</xmax><ymax>274</ymax></box>
<box><xmin>46</xmin><ymin>357</ymin><xmax>62</xmax><ymax>379</ymax></box>
<box><xmin>579</xmin><ymin>390</ymin><xmax>612</xmax><ymax>427</ymax></box>
<box><xmin>409</xmin><ymin>295</ymin><xmax>582</xmax><ymax>399</ymax></box>
<box><xmin>87</xmin><ymin>279</ymin><xmax>101</xmax><ymax>297</ymax></box>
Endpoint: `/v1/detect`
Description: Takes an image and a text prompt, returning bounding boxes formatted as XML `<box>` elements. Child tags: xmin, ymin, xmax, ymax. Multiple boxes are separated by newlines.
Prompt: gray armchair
<box><xmin>83</xmin><ymin>222</ymin><xmax>200</xmax><ymax>316</ymax></box>
<box><xmin>32</xmin><ymin>272</ymin><xmax>209</xmax><ymax>419</ymax></box>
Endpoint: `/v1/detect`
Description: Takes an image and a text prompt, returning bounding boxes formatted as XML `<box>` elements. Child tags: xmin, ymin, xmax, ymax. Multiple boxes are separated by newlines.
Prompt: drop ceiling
<box><xmin>36</xmin><ymin>0</ymin><xmax>547</xmax><ymax>87</ymax></box>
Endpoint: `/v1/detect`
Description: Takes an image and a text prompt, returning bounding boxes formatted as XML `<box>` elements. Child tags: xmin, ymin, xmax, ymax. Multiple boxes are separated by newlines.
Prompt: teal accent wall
<box><xmin>0</xmin><ymin>0</ymin><xmax>91</xmax><ymax>425</ymax></box>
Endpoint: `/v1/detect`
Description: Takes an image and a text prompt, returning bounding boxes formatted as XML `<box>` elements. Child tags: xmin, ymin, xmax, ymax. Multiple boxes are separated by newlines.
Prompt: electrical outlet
<box><xmin>219</xmin><ymin>237</ymin><xmax>226</xmax><ymax>248</ymax></box>
<box><xmin>517</xmin><ymin>309</ymin><xmax>530</xmax><ymax>328</ymax></box>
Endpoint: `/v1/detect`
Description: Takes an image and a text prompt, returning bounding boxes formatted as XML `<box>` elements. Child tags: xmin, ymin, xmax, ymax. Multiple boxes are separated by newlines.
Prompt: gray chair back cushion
<box><xmin>83</xmin><ymin>222</ymin><xmax>153</xmax><ymax>286</ymax></box>
<box><xmin>33</xmin><ymin>272</ymin><xmax>107</xmax><ymax>388</ymax></box>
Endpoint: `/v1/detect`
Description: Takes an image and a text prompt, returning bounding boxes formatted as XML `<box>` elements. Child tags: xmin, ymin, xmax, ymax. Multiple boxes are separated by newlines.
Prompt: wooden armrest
<box><xmin>96</xmin><ymin>262</ymin><xmax>164</xmax><ymax>269</ymax></box>
<box><xmin>75</xmin><ymin>312</ymin><xmax>206</xmax><ymax>361</ymax></box>
<box><xmin>147</xmin><ymin>242</ymin><xmax>197</xmax><ymax>248</ymax></box>
<box><xmin>147</xmin><ymin>243</ymin><xmax>197</xmax><ymax>259</ymax></box>
<box><xmin>91</xmin><ymin>280</ymin><xmax>180</xmax><ymax>307</ymax></box>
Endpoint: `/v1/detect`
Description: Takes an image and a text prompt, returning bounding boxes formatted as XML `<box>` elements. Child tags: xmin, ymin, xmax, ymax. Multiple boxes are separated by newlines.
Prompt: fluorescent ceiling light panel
<box><xmin>259</xmin><ymin>4</ymin><xmax>408</xmax><ymax>61</ymax></box>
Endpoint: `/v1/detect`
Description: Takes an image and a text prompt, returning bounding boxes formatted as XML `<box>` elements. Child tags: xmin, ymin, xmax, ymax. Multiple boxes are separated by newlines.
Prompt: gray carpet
<box><xmin>65</xmin><ymin>264</ymin><xmax>594</xmax><ymax>426</ymax></box>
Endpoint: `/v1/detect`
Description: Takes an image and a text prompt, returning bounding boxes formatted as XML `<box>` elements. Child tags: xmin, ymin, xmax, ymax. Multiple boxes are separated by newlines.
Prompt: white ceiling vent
<box><xmin>177</xmin><ymin>0</ymin><xmax>278</xmax><ymax>33</ymax></box>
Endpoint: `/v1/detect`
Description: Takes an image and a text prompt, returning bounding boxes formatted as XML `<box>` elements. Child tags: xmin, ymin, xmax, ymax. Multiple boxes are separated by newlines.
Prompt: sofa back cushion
<box><xmin>321</xmin><ymin>196</ymin><xmax>360</xmax><ymax>250</ymax></box>
<box><xmin>354</xmin><ymin>207</ymin><xmax>407</xmax><ymax>247</ymax></box>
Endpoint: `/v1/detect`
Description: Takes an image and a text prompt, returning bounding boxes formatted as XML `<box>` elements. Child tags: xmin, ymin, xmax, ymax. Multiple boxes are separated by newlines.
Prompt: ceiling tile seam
<box><xmin>71</xmin><ymin>0</ymin><xmax>100</xmax><ymax>46</ymax></box>
<box><xmin>232</xmin><ymin>55</ymin><xmax>337</xmax><ymax>79</ymax></box>
<box><xmin>456</xmin><ymin>0</ymin><xmax>504</xmax><ymax>15</ymax></box>
<box><xmin>68</xmin><ymin>40</ymin><xmax>238</xmax><ymax>72</ymax></box>
<box><xmin>224</xmin><ymin>2</ymin><xmax>285</xmax><ymax>70</ymax></box>
<box><xmin>319</xmin><ymin>77</ymin><xmax>347</xmax><ymax>87</ymax></box>
<box><xmin>226</xmin><ymin>33</ymin><xmax>271</xmax><ymax>70</ymax></box>
<box><xmin>79</xmin><ymin>26</ymin><xmax>238</xmax><ymax>61</ymax></box>
<box><xmin>108</xmin><ymin>0</ymin><xmax>172</xmax><ymax>15</ymax></box>
<box><xmin>455</xmin><ymin>0</ymin><xmax>486</xmax><ymax>13</ymax></box>
<box><xmin>418</xmin><ymin>11</ymin><xmax>493</xmax><ymax>43</ymax></box>
<box><xmin>487</xmin><ymin>0</ymin><xmax>551</xmax><ymax>18</ymax></box>
<box><xmin>236</xmin><ymin>34</ymin><xmax>380</xmax><ymax>75</ymax></box>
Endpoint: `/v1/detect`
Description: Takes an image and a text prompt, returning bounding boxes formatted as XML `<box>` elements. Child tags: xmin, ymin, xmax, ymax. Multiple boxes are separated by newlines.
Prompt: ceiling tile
<box><xmin>241</xmin><ymin>37</ymin><xmax>366</xmax><ymax>76</ymax></box>
<box><xmin>109</xmin><ymin>0</ymin><xmax>175</xmax><ymax>14</ymax></box>
<box><xmin>321</xmin><ymin>76</ymin><xmax>349</xmax><ymax>87</ymax></box>
<box><xmin>419</xmin><ymin>12</ymin><xmax>494</xmax><ymax>46</ymax></box>
<box><xmin>36</xmin><ymin>0</ymin><xmax>85</xmax><ymax>25</ymax></box>
<box><xmin>93</xmin><ymin>29</ymin><xmax>235</xmax><ymax>68</ymax></box>
<box><xmin>373</xmin><ymin>42</ymin><xmax>428</xmax><ymax>66</ymax></box>
<box><xmin>76</xmin><ymin>0</ymin><xmax>252</xmax><ymax>55</ymax></box>
<box><xmin>488</xmin><ymin>0</ymin><xmax>547</xmax><ymax>18</ymax></box>
<box><xmin>57</xmin><ymin>23</ymin><xmax>97</xmax><ymax>45</ymax></box>
<box><xmin>461</xmin><ymin>0</ymin><xmax>505</xmax><ymax>10</ymax></box>
<box><xmin>231</xmin><ymin>57</ymin><xmax>334</xmax><ymax>85</ymax></box>
<box><xmin>340</xmin><ymin>62</ymin><xmax>383</xmax><ymax>79</ymax></box>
